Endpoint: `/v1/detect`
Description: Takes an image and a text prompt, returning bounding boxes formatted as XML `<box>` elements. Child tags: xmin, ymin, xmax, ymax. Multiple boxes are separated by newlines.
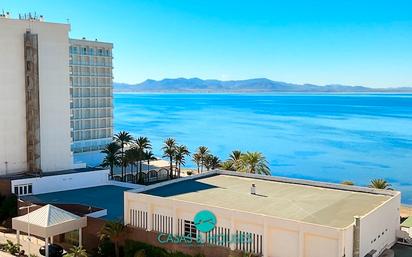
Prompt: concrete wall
<box><xmin>0</xmin><ymin>18</ymin><xmax>73</xmax><ymax>175</ymax></box>
<box><xmin>11</xmin><ymin>169</ymin><xmax>110</xmax><ymax>195</ymax></box>
<box><xmin>358</xmin><ymin>192</ymin><xmax>401</xmax><ymax>257</ymax></box>
<box><xmin>125</xmin><ymin>192</ymin><xmax>346</xmax><ymax>257</ymax></box>
<box><xmin>124</xmin><ymin>171</ymin><xmax>401</xmax><ymax>257</ymax></box>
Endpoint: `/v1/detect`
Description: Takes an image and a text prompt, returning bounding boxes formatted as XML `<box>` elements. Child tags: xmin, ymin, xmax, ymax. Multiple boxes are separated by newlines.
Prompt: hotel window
<box><xmin>82</xmin><ymin>47</ymin><xmax>87</xmax><ymax>55</ymax></box>
<box><xmin>184</xmin><ymin>220</ymin><xmax>197</xmax><ymax>239</ymax></box>
<box><xmin>98</xmin><ymin>49</ymin><xmax>103</xmax><ymax>56</ymax></box>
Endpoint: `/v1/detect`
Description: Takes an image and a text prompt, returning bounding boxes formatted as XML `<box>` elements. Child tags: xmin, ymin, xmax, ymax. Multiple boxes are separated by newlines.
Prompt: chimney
<box><xmin>251</xmin><ymin>184</ymin><xmax>256</xmax><ymax>195</ymax></box>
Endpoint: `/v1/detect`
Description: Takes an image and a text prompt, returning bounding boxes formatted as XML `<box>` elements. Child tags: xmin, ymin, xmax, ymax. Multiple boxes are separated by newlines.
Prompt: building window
<box><xmin>82</xmin><ymin>47</ymin><xmax>87</xmax><ymax>55</ymax></box>
<box><xmin>14</xmin><ymin>184</ymin><xmax>33</xmax><ymax>196</ymax></box>
<box><xmin>184</xmin><ymin>220</ymin><xmax>197</xmax><ymax>239</ymax></box>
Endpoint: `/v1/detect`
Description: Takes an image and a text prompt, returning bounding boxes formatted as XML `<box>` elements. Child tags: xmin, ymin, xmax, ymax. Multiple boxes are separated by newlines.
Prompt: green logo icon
<box><xmin>194</xmin><ymin>210</ymin><xmax>216</xmax><ymax>233</ymax></box>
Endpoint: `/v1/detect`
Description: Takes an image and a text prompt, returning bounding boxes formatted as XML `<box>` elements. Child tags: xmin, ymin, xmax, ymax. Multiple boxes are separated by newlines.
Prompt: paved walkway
<box><xmin>0</xmin><ymin>231</ymin><xmax>44</xmax><ymax>256</ymax></box>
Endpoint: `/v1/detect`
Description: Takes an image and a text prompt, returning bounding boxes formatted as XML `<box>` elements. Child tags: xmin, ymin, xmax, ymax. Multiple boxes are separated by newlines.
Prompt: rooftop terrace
<box><xmin>141</xmin><ymin>172</ymin><xmax>395</xmax><ymax>228</ymax></box>
<box><xmin>22</xmin><ymin>185</ymin><xmax>129</xmax><ymax>220</ymax></box>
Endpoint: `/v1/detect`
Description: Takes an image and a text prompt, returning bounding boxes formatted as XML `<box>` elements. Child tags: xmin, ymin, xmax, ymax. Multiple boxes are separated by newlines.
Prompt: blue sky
<box><xmin>2</xmin><ymin>0</ymin><xmax>412</xmax><ymax>87</ymax></box>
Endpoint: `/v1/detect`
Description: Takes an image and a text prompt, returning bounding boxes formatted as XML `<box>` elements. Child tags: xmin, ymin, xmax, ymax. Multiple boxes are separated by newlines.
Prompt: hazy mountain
<box><xmin>114</xmin><ymin>78</ymin><xmax>412</xmax><ymax>93</ymax></box>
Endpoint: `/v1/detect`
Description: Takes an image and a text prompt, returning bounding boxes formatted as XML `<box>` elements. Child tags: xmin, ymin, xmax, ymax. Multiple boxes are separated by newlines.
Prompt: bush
<box><xmin>94</xmin><ymin>238</ymin><xmax>116</xmax><ymax>257</ymax></box>
<box><xmin>123</xmin><ymin>240</ymin><xmax>197</xmax><ymax>257</ymax></box>
<box><xmin>0</xmin><ymin>240</ymin><xmax>21</xmax><ymax>255</ymax></box>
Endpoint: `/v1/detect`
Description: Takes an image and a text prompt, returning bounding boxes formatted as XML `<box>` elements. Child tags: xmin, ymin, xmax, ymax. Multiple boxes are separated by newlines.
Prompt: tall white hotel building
<box><xmin>0</xmin><ymin>14</ymin><xmax>113</xmax><ymax>175</ymax></box>
<box><xmin>69</xmin><ymin>39</ymin><xmax>114</xmax><ymax>165</ymax></box>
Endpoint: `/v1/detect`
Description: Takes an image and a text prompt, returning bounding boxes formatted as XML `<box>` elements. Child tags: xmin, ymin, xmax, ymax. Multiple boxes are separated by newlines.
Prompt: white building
<box><xmin>0</xmin><ymin>15</ymin><xmax>74</xmax><ymax>175</ymax></box>
<box><xmin>125</xmin><ymin>170</ymin><xmax>401</xmax><ymax>257</ymax></box>
<box><xmin>69</xmin><ymin>39</ymin><xmax>113</xmax><ymax>165</ymax></box>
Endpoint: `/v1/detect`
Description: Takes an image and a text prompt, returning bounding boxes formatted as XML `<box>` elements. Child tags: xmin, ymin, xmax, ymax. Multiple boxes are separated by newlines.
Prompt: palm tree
<box><xmin>124</xmin><ymin>149</ymin><xmax>133</xmax><ymax>177</ymax></box>
<box><xmin>175</xmin><ymin>145</ymin><xmax>190</xmax><ymax>178</ymax></box>
<box><xmin>228</xmin><ymin>150</ymin><xmax>242</xmax><ymax>171</ymax></box>
<box><xmin>113</xmin><ymin>131</ymin><xmax>134</xmax><ymax>180</ymax></box>
<box><xmin>192</xmin><ymin>153</ymin><xmax>202</xmax><ymax>174</ymax></box>
<box><xmin>144</xmin><ymin>150</ymin><xmax>156</xmax><ymax>172</ymax></box>
<box><xmin>220</xmin><ymin>160</ymin><xmax>234</xmax><ymax>171</ymax></box>
<box><xmin>162</xmin><ymin>138</ymin><xmax>177</xmax><ymax>179</ymax></box>
<box><xmin>101</xmin><ymin>142</ymin><xmax>120</xmax><ymax>178</ymax></box>
<box><xmin>135</xmin><ymin>137</ymin><xmax>152</xmax><ymax>182</ymax></box>
<box><xmin>65</xmin><ymin>246</ymin><xmax>88</xmax><ymax>257</ymax></box>
<box><xmin>240</xmin><ymin>152</ymin><xmax>270</xmax><ymax>175</ymax></box>
<box><xmin>204</xmin><ymin>154</ymin><xmax>221</xmax><ymax>171</ymax></box>
<box><xmin>196</xmin><ymin>146</ymin><xmax>210</xmax><ymax>173</ymax></box>
<box><xmin>99</xmin><ymin>221</ymin><xmax>125</xmax><ymax>257</ymax></box>
<box><xmin>369</xmin><ymin>179</ymin><xmax>392</xmax><ymax>190</ymax></box>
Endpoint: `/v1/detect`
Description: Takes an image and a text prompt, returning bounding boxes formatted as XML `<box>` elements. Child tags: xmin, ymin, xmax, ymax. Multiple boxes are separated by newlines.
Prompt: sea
<box><xmin>113</xmin><ymin>93</ymin><xmax>412</xmax><ymax>203</ymax></box>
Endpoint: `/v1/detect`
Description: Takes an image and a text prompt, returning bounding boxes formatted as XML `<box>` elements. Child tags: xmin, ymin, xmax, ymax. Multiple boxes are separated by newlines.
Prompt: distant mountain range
<box><xmin>114</xmin><ymin>78</ymin><xmax>412</xmax><ymax>93</ymax></box>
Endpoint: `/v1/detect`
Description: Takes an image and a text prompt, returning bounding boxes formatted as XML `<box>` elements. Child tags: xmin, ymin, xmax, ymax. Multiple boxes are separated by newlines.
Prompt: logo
<box><xmin>194</xmin><ymin>210</ymin><xmax>216</xmax><ymax>233</ymax></box>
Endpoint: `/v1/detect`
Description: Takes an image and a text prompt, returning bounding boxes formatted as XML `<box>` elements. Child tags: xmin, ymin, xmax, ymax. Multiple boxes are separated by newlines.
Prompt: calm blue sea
<box><xmin>113</xmin><ymin>93</ymin><xmax>412</xmax><ymax>203</ymax></box>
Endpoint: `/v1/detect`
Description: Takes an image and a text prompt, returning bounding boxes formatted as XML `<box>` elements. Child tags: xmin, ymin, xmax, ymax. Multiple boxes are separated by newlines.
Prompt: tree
<box><xmin>220</xmin><ymin>160</ymin><xmax>234</xmax><ymax>171</ymax></box>
<box><xmin>114</xmin><ymin>131</ymin><xmax>134</xmax><ymax>181</ymax></box>
<box><xmin>196</xmin><ymin>146</ymin><xmax>210</xmax><ymax>173</ymax></box>
<box><xmin>175</xmin><ymin>145</ymin><xmax>190</xmax><ymax>177</ymax></box>
<box><xmin>135</xmin><ymin>137</ymin><xmax>152</xmax><ymax>183</ymax></box>
<box><xmin>228</xmin><ymin>150</ymin><xmax>242</xmax><ymax>171</ymax></box>
<box><xmin>192</xmin><ymin>153</ymin><xmax>202</xmax><ymax>174</ymax></box>
<box><xmin>124</xmin><ymin>148</ymin><xmax>138</xmax><ymax>179</ymax></box>
<box><xmin>99</xmin><ymin>221</ymin><xmax>125</xmax><ymax>257</ymax></box>
<box><xmin>101</xmin><ymin>142</ymin><xmax>120</xmax><ymax>178</ymax></box>
<box><xmin>65</xmin><ymin>246</ymin><xmax>88</xmax><ymax>257</ymax></box>
<box><xmin>204</xmin><ymin>155</ymin><xmax>221</xmax><ymax>171</ymax></box>
<box><xmin>240</xmin><ymin>152</ymin><xmax>270</xmax><ymax>175</ymax></box>
<box><xmin>162</xmin><ymin>138</ymin><xmax>177</xmax><ymax>179</ymax></box>
<box><xmin>0</xmin><ymin>194</ymin><xmax>17</xmax><ymax>224</ymax></box>
<box><xmin>144</xmin><ymin>151</ymin><xmax>156</xmax><ymax>172</ymax></box>
<box><xmin>369</xmin><ymin>179</ymin><xmax>392</xmax><ymax>190</ymax></box>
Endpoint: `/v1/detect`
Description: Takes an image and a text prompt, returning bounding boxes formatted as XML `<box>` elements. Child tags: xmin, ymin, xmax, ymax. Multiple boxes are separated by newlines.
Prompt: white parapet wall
<box><xmin>11</xmin><ymin>169</ymin><xmax>110</xmax><ymax>195</ymax></box>
<box><xmin>124</xmin><ymin>170</ymin><xmax>401</xmax><ymax>257</ymax></box>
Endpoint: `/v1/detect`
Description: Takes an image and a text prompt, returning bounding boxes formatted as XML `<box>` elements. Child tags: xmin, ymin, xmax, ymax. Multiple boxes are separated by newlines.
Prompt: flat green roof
<box><xmin>143</xmin><ymin>174</ymin><xmax>391</xmax><ymax>228</ymax></box>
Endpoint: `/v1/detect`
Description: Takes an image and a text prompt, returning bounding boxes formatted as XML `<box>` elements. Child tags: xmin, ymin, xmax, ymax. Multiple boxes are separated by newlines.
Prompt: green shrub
<box><xmin>124</xmin><ymin>240</ymin><xmax>198</xmax><ymax>257</ymax></box>
<box><xmin>96</xmin><ymin>238</ymin><xmax>116</xmax><ymax>257</ymax></box>
<box><xmin>1</xmin><ymin>240</ymin><xmax>21</xmax><ymax>254</ymax></box>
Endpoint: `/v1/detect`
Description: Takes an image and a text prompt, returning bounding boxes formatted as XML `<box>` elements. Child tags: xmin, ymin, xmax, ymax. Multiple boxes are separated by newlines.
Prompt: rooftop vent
<box><xmin>251</xmin><ymin>184</ymin><xmax>256</xmax><ymax>195</ymax></box>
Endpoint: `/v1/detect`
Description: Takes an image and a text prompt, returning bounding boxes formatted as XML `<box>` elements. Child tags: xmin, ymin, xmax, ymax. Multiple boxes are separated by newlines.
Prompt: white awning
<box><xmin>12</xmin><ymin>204</ymin><xmax>87</xmax><ymax>238</ymax></box>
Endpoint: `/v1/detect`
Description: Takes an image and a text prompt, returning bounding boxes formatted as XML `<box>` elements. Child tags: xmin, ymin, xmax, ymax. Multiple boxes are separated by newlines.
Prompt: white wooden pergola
<box><xmin>12</xmin><ymin>204</ymin><xmax>87</xmax><ymax>257</ymax></box>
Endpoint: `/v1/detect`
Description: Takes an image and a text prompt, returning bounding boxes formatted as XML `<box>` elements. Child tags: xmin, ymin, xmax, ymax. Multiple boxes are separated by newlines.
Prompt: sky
<box><xmin>1</xmin><ymin>0</ymin><xmax>412</xmax><ymax>88</ymax></box>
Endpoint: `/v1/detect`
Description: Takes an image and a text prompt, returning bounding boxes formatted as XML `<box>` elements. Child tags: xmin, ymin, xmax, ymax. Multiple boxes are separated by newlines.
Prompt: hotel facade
<box><xmin>0</xmin><ymin>16</ymin><xmax>74</xmax><ymax>176</ymax></box>
<box><xmin>0</xmin><ymin>15</ymin><xmax>114</xmax><ymax>200</ymax></box>
<box><xmin>69</xmin><ymin>39</ymin><xmax>113</xmax><ymax>159</ymax></box>
<box><xmin>0</xmin><ymin>15</ymin><xmax>114</xmax><ymax>177</ymax></box>
<box><xmin>125</xmin><ymin>170</ymin><xmax>401</xmax><ymax>257</ymax></box>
